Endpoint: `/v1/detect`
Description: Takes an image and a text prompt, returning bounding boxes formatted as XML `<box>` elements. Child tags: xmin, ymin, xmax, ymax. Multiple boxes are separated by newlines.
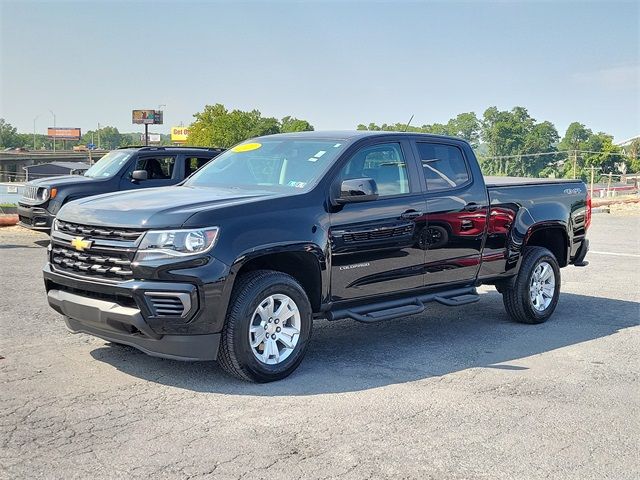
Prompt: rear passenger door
<box><xmin>412</xmin><ymin>140</ymin><xmax>489</xmax><ymax>288</ymax></box>
<box><xmin>329</xmin><ymin>140</ymin><xmax>427</xmax><ymax>301</ymax></box>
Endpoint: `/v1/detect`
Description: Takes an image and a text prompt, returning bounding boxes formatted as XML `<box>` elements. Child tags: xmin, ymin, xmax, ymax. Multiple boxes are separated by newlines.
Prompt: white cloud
<box><xmin>572</xmin><ymin>64</ymin><xmax>639</xmax><ymax>89</ymax></box>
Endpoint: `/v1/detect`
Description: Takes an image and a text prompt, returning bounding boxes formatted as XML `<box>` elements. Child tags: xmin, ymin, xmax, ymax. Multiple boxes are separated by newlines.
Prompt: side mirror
<box><xmin>131</xmin><ymin>170</ymin><xmax>148</xmax><ymax>181</ymax></box>
<box><xmin>336</xmin><ymin>178</ymin><xmax>378</xmax><ymax>204</ymax></box>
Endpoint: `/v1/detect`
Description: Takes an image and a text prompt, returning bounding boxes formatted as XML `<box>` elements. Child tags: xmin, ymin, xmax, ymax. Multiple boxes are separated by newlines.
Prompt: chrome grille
<box><xmin>51</xmin><ymin>244</ymin><xmax>134</xmax><ymax>279</ymax></box>
<box><xmin>22</xmin><ymin>185</ymin><xmax>38</xmax><ymax>201</ymax></box>
<box><xmin>56</xmin><ymin>220</ymin><xmax>144</xmax><ymax>241</ymax></box>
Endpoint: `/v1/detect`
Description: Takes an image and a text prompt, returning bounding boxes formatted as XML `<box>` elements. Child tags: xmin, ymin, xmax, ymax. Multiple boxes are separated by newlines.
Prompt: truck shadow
<box><xmin>90</xmin><ymin>291</ymin><xmax>639</xmax><ymax>396</ymax></box>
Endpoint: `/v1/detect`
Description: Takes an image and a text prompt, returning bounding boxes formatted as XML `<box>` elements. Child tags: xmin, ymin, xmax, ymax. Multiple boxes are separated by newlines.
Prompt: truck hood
<box><xmin>27</xmin><ymin>175</ymin><xmax>95</xmax><ymax>188</ymax></box>
<box><xmin>57</xmin><ymin>185</ymin><xmax>275</xmax><ymax>228</ymax></box>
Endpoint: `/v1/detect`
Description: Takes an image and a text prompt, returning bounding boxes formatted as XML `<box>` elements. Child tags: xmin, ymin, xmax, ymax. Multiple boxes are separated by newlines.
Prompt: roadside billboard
<box><xmin>47</xmin><ymin>127</ymin><xmax>81</xmax><ymax>140</ymax></box>
<box><xmin>140</xmin><ymin>133</ymin><xmax>161</xmax><ymax>144</ymax></box>
<box><xmin>170</xmin><ymin>126</ymin><xmax>190</xmax><ymax>143</ymax></box>
<box><xmin>132</xmin><ymin>110</ymin><xmax>163</xmax><ymax>125</ymax></box>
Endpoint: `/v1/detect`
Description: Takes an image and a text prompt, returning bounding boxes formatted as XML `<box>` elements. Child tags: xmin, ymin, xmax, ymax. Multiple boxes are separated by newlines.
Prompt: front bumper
<box><xmin>18</xmin><ymin>203</ymin><xmax>54</xmax><ymax>231</ymax></box>
<box><xmin>47</xmin><ymin>289</ymin><xmax>220</xmax><ymax>361</ymax></box>
<box><xmin>44</xmin><ymin>263</ymin><xmax>225</xmax><ymax>361</ymax></box>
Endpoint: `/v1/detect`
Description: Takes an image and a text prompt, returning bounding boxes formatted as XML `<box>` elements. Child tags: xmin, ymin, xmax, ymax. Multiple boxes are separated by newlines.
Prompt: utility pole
<box><xmin>97</xmin><ymin>122</ymin><xmax>101</xmax><ymax>149</ymax></box>
<box><xmin>572</xmin><ymin>150</ymin><xmax>577</xmax><ymax>179</ymax></box>
<box><xmin>32</xmin><ymin>114</ymin><xmax>41</xmax><ymax>150</ymax></box>
<box><xmin>607</xmin><ymin>172</ymin><xmax>613</xmax><ymax>197</ymax></box>
<box><xmin>49</xmin><ymin>110</ymin><xmax>56</xmax><ymax>153</ymax></box>
<box><xmin>588</xmin><ymin>165</ymin><xmax>599</xmax><ymax>200</ymax></box>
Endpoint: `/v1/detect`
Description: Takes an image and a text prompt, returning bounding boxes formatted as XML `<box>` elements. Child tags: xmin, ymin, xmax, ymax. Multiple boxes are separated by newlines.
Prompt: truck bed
<box><xmin>484</xmin><ymin>176</ymin><xmax>583</xmax><ymax>188</ymax></box>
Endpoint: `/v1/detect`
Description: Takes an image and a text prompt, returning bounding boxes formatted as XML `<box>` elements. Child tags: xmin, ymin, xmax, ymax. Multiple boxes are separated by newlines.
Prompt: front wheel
<box><xmin>217</xmin><ymin>270</ymin><xmax>313</xmax><ymax>382</ymax></box>
<box><xmin>502</xmin><ymin>246</ymin><xmax>561</xmax><ymax>324</ymax></box>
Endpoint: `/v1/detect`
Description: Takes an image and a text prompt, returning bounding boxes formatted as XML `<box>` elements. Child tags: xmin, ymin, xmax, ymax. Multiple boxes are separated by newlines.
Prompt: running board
<box><xmin>434</xmin><ymin>294</ymin><xmax>480</xmax><ymax>307</ymax></box>
<box><xmin>327</xmin><ymin>287</ymin><xmax>479</xmax><ymax>324</ymax></box>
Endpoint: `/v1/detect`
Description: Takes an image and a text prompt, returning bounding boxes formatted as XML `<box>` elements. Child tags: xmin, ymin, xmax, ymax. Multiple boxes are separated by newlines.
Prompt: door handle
<box><xmin>463</xmin><ymin>203</ymin><xmax>481</xmax><ymax>212</ymax></box>
<box><xmin>401</xmin><ymin>210</ymin><xmax>423</xmax><ymax>220</ymax></box>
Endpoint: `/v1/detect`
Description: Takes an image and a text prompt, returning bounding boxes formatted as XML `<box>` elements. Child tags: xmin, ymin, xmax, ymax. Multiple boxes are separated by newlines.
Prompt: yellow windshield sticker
<box><xmin>232</xmin><ymin>142</ymin><xmax>262</xmax><ymax>153</ymax></box>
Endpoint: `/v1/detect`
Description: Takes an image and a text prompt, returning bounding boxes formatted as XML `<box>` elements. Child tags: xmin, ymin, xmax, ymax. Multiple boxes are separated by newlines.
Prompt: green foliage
<box><xmin>357</xmin><ymin>112</ymin><xmax>481</xmax><ymax>147</ymax></box>
<box><xmin>478</xmin><ymin>107</ymin><xmax>560</xmax><ymax>177</ymax></box>
<box><xmin>0</xmin><ymin>119</ymin><xmax>24</xmax><ymax>148</ymax></box>
<box><xmin>81</xmin><ymin>126</ymin><xmax>122</xmax><ymax>150</ymax></box>
<box><xmin>559</xmin><ymin>122</ymin><xmax>592</xmax><ymax>152</ymax></box>
<box><xmin>280</xmin><ymin>116</ymin><xmax>314</xmax><ymax>133</ymax></box>
<box><xmin>187</xmin><ymin>104</ymin><xmax>314</xmax><ymax>148</ymax></box>
<box><xmin>624</xmin><ymin>139</ymin><xmax>640</xmax><ymax>173</ymax></box>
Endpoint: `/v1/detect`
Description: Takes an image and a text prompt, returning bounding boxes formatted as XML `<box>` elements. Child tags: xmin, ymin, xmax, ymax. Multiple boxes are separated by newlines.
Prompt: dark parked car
<box><xmin>18</xmin><ymin>146</ymin><xmax>224</xmax><ymax>231</ymax></box>
<box><xmin>43</xmin><ymin>132</ymin><xmax>590</xmax><ymax>382</ymax></box>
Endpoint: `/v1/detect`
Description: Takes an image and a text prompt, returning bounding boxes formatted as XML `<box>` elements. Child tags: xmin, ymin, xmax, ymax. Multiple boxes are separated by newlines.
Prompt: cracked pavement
<box><xmin>1</xmin><ymin>214</ymin><xmax>639</xmax><ymax>479</ymax></box>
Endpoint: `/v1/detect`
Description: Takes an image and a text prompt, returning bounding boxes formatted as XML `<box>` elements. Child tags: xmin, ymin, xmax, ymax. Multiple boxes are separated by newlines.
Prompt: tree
<box><xmin>281</xmin><ymin>116</ymin><xmax>314</xmax><ymax>133</ymax></box>
<box><xmin>81</xmin><ymin>126</ymin><xmax>122</xmax><ymax>149</ymax></box>
<box><xmin>445</xmin><ymin>112</ymin><xmax>481</xmax><ymax>147</ymax></box>
<box><xmin>187</xmin><ymin>104</ymin><xmax>314</xmax><ymax>148</ymax></box>
<box><xmin>624</xmin><ymin>138</ymin><xmax>640</xmax><ymax>173</ymax></box>
<box><xmin>0</xmin><ymin>119</ymin><xmax>25</xmax><ymax>148</ymax></box>
<box><xmin>480</xmin><ymin>106</ymin><xmax>531</xmax><ymax>175</ymax></box>
<box><xmin>520</xmin><ymin>121</ymin><xmax>560</xmax><ymax>176</ymax></box>
<box><xmin>559</xmin><ymin>122</ymin><xmax>592</xmax><ymax>152</ymax></box>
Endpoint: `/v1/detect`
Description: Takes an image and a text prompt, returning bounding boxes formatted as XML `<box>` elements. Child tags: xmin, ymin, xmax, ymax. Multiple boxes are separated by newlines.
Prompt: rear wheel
<box><xmin>217</xmin><ymin>270</ymin><xmax>313</xmax><ymax>382</ymax></box>
<box><xmin>502</xmin><ymin>247</ymin><xmax>560</xmax><ymax>324</ymax></box>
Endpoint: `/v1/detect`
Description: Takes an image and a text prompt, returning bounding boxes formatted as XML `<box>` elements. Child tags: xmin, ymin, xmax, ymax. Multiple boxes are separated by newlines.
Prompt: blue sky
<box><xmin>1</xmin><ymin>0</ymin><xmax>638</xmax><ymax>142</ymax></box>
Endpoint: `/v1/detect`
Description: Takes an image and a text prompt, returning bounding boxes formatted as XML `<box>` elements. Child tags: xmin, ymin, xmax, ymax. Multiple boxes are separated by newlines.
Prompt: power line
<box><xmin>480</xmin><ymin>149</ymin><xmax>629</xmax><ymax>160</ymax></box>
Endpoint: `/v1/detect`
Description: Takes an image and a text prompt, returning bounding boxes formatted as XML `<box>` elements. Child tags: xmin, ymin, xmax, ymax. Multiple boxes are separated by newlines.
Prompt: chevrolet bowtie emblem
<box><xmin>71</xmin><ymin>236</ymin><xmax>92</xmax><ymax>252</ymax></box>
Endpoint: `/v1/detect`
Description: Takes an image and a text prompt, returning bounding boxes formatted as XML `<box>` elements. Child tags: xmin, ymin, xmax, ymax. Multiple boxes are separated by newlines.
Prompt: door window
<box><xmin>340</xmin><ymin>143</ymin><xmax>409</xmax><ymax>196</ymax></box>
<box><xmin>416</xmin><ymin>143</ymin><xmax>469</xmax><ymax>192</ymax></box>
<box><xmin>184</xmin><ymin>157</ymin><xmax>211</xmax><ymax>178</ymax></box>
<box><xmin>133</xmin><ymin>156</ymin><xmax>177</xmax><ymax>180</ymax></box>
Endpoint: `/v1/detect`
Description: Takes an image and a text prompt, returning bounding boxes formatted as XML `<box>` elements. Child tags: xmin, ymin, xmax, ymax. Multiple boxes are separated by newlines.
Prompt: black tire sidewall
<box><xmin>232</xmin><ymin>277</ymin><xmax>312</xmax><ymax>381</ymax></box>
<box><xmin>520</xmin><ymin>251</ymin><xmax>561</xmax><ymax>322</ymax></box>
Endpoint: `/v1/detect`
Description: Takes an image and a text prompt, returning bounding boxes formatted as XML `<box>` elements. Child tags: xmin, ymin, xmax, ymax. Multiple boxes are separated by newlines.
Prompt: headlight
<box><xmin>134</xmin><ymin>227</ymin><xmax>220</xmax><ymax>262</ymax></box>
<box><xmin>37</xmin><ymin>187</ymin><xmax>50</xmax><ymax>202</ymax></box>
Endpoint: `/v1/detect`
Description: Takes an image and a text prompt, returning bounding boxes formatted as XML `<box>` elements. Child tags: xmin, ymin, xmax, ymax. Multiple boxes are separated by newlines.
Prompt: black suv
<box><xmin>43</xmin><ymin>132</ymin><xmax>589</xmax><ymax>382</ymax></box>
<box><xmin>18</xmin><ymin>146</ymin><xmax>224</xmax><ymax>231</ymax></box>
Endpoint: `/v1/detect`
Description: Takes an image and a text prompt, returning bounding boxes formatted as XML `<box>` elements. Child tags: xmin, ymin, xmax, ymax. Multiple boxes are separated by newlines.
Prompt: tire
<box><xmin>502</xmin><ymin>246</ymin><xmax>561</xmax><ymax>324</ymax></box>
<box><xmin>217</xmin><ymin>270</ymin><xmax>313</xmax><ymax>382</ymax></box>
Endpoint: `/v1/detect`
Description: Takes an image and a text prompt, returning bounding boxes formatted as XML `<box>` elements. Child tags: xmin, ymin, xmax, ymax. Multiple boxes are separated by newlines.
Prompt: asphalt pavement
<box><xmin>1</xmin><ymin>213</ymin><xmax>638</xmax><ymax>479</ymax></box>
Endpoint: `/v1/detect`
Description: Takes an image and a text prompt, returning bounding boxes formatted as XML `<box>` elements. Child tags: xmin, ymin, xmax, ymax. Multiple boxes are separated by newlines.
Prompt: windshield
<box><xmin>184</xmin><ymin>139</ymin><xmax>345</xmax><ymax>192</ymax></box>
<box><xmin>84</xmin><ymin>151</ymin><xmax>132</xmax><ymax>178</ymax></box>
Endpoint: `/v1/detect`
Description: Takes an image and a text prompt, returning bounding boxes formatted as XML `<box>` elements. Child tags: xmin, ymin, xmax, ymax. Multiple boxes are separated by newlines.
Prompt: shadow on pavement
<box><xmin>90</xmin><ymin>291</ymin><xmax>639</xmax><ymax>396</ymax></box>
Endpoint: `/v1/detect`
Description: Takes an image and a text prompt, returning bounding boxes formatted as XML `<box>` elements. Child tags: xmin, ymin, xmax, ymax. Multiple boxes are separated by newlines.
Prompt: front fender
<box><xmin>215</xmin><ymin>242</ymin><xmax>330</xmax><ymax>323</ymax></box>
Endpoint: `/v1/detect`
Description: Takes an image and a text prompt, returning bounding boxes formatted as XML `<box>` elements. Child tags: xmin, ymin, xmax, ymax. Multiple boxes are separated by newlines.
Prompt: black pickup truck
<box><xmin>43</xmin><ymin>131</ymin><xmax>590</xmax><ymax>382</ymax></box>
<box><xmin>18</xmin><ymin>146</ymin><xmax>224</xmax><ymax>231</ymax></box>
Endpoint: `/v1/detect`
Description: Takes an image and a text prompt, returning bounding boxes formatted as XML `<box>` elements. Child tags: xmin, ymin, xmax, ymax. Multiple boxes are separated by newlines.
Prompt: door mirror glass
<box><xmin>132</xmin><ymin>170</ymin><xmax>148</xmax><ymax>181</ymax></box>
<box><xmin>337</xmin><ymin>178</ymin><xmax>378</xmax><ymax>204</ymax></box>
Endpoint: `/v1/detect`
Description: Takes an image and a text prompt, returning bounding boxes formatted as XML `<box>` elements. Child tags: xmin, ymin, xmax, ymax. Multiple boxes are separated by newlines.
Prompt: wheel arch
<box><xmin>223</xmin><ymin>243</ymin><xmax>328</xmax><ymax>316</ymax></box>
<box><xmin>524</xmin><ymin>223</ymin><xmax>570</xmax><ymax>267</ymax></box>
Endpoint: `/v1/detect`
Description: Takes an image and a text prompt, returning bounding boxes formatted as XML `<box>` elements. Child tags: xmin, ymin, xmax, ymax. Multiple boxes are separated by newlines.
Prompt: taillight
<box><xmin>585</xmin><ymin>190</ymin><xmax>592</xmax><ymax>230</ymax></box>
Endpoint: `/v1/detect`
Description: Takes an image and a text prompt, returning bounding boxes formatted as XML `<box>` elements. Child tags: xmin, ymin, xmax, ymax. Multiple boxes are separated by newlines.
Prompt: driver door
<box><xmin>329</xmin><ymin>141</ymin><xmax>427</xmax><ymax>302</ymax></box>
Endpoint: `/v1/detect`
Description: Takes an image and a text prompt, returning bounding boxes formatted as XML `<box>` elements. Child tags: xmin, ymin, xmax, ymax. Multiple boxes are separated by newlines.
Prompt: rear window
<box><xmin>416</xmin><ymin>143</ymin><xmax>470</xmax><ymax>192</ymax></box>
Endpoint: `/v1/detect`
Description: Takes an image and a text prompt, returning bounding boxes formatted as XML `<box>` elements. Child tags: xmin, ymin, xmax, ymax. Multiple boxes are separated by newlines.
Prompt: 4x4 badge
<box><xmin>71</xmin><ymin>237</ymin><xmax>92</xmax><ymax>252</ymax></box>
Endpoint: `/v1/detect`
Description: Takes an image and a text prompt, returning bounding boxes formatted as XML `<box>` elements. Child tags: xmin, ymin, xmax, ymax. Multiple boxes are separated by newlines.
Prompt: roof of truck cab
<box><xmin>257</xmin><ymin>130</ymin><xmax>468</xmax><ymax>143</ymax></box>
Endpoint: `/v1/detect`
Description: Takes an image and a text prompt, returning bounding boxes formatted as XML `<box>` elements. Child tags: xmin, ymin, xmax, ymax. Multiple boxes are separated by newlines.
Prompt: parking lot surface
<box><xmin>1</xmin><ymin>213</ymin><xmax>639</xmax><ymax>479</ymax></box>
